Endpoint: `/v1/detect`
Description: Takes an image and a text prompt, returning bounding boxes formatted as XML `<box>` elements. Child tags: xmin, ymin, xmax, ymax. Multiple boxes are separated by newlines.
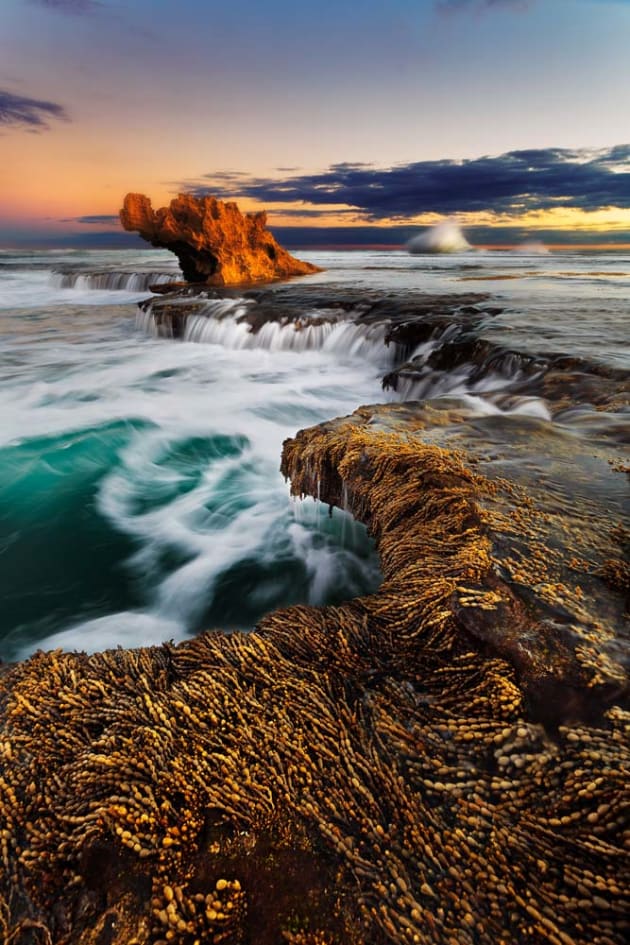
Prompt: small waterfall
<box><xmin>183</xmin><ymin>313</ymin><xmax>395</xmax><ymax>364</ymax></box>
<box><xmin>135</xmin><ymin>307</ymin><xmax>159</xmax><ymax>336</ymax></box>
<box><xmin>50</xmin><ymin>270</ymin><xmax>177</xmax><ymax>291</ymax></box>
<box><xmin>396</xmin><ymin>369</ymin><xmax>509</xmax><ymax>400</ymax></box>
<box><xmin>385</xmin><ymin>320</ymin><xmax>544</xmax><ymax>402</ymax></box>
<box><xmin>135</xmin><ymin>297</ymin><xmax>255</xmax><ymax>340</ymax></box>
<box><xmin>184</xmin><ymin>299</ymin><xmax>255</xmax><ymax>344</ymax></box>
<box><xmin>135</xmin><ymin>295</ymin><xmax>400</xmax><ymax>366</ymax></box>
<box><xmin>393</xmin><ymin>363</ymin><xmax>550</xmax><ymax>419</ymax></box>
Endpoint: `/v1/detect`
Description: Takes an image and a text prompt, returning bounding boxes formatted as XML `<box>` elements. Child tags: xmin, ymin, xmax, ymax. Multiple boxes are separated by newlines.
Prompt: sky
<box><xmin>1</xmin><ymin>0</ymin><xmax>629</xmax><ymax>246</ymax></box>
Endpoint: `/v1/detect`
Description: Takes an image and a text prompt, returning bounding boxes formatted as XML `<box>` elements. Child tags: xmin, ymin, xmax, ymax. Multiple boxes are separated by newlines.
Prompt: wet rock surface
<box><xmin>120</xmin><ymin>193</ymin><xmax>320</xmax><ymax>286</ymax></box>
<box><xmin>1</xmin><ymin>401</ymin><xmax>628</xmax><ymax>945</ymax></box>
<box><xmin>284</xmin><ymin>402</ymin><xmax>629</xmax><ymax>719</ymax></box>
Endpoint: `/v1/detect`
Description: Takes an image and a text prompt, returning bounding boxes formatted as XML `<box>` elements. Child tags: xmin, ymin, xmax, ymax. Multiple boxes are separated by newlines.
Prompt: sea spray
<box><xmin>407</xmin><ymin>220</ymin><xmax>472</xmax><ymax>254</ymax></box>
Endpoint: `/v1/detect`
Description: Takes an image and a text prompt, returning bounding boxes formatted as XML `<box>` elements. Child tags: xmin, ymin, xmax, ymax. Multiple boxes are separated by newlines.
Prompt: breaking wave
<box><xmin>407</xmin><ymin>221</ymin><xmax>472</xmax><ymax>254</ymax></box>
<box><xmin>511</xmin><ymin>241</ymin><xmax>550</xmax><ymax>255</ymax></box>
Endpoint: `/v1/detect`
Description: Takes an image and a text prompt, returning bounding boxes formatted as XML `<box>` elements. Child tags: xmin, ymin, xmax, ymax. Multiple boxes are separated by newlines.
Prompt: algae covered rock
<box><xmin>0</xmin><ymin>403</ymin><xmax>628</xmax><ymax>945</ymax></box>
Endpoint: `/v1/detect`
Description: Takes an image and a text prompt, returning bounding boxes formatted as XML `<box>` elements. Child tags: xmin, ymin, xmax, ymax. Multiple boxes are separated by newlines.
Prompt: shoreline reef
<box><xmin>1</xmin><ymin>396</ymin><xmax>628</xmax><ymax>945</ymax></box>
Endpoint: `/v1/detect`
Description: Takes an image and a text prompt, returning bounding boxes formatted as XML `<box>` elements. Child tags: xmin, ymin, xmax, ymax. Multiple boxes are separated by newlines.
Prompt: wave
<box><xmin>407</xmin><ymin>221</ymin><xmax>472</xmax><ymax>254</ymax></box>
<box><xmin>511</xmin><ymin>241</ymin><xmax>550</xmax><ymax>255</ymax></box>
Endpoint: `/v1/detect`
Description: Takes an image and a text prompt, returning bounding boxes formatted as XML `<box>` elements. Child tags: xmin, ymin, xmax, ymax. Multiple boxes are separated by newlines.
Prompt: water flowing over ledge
<box><xmin>51</xmin><ymin>270</ymin><xmax>177</xmax><ymax>292</ymax></box>
<box><xmin>0</xmin><ymin>401</ymin><xmax>627</xmax><ymax>945</ymax></box>
<box><xmin>136</xmin><ymin>285</ymin><xmax>630</xmax><ymax>422</ymax></box>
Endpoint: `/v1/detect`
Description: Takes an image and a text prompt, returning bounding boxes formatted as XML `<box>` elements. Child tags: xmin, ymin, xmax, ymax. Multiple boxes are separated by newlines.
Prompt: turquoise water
<box><xmin>0</xmin><ymin>420</ymin><xmax>147</xmax><ymax>651</ymax></box>
<box><xmin>0</xmin><ymin>253</ymin><xmax>385</xmax><ymax>659</ymax></box>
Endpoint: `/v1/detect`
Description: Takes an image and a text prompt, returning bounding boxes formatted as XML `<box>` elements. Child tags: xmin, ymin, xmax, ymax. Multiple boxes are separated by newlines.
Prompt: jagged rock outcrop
<box><xmin>0</xmin><ymin>402</ymin><xmax>628</xmax><ymax>945</ymax></box>
<box><xmin>120</xmin><ymin>193</ymin><xmax>320</xmax><ymax>285</ymax></box>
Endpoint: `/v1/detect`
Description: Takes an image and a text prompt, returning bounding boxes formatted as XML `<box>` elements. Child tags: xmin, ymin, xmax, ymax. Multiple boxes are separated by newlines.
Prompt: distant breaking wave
<box><xmin>511</xmin><ymin>241</ymin><xmax>550</xmax><ymax>255</ymax></box>
<box><xmin>407</xmin><ymin>221</ymin><xmax>472</xmax><ymax>255</ymax></box>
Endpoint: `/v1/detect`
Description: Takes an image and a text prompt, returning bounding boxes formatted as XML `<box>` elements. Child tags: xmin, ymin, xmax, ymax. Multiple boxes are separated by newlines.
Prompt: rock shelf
<box><xmin>0</xmin><ymin>403</ymin><xmax>628</xmax><ymax>945</ymax></box>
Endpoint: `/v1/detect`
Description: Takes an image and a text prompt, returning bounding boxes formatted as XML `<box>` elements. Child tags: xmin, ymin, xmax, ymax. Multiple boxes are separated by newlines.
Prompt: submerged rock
<box><xmin>0</xmin><ymin>401</ymin><xmax>628</xmax><ymax>944</ymax></box>
<box><xmin>120</xmin><ymin>192</ymin><xmax>320</xmax><ymax>286</ymax></box>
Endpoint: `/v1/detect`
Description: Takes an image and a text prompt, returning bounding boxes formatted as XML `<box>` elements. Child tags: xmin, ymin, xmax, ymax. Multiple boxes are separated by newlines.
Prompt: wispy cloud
<box><xmin>28</xmin><ymin>0</ymin><xmax>100</xmax><ymax>13</ymax></box>
<box><xmin>436</xmin><ymin>0</ymin><xmax>532</xmax><ymax>11</ymax></box>
<box><xmin>180</xmin><ymin>146</ymin><xmax>630</xmax><ymax>220</ymax></box>
<box><xmin>0</xmin><ymin>89</ymin><xmax>69</xmax><ymax>130</ymax></box>
<box><xmin>77</xmin><ymin>214</ymin><xmax>119</xmax><ymax>224</ymax></box>
<box><xmin>58</xmin><ymin>215</ymin><xmax>119</xmax><ymax>224</ymax></box>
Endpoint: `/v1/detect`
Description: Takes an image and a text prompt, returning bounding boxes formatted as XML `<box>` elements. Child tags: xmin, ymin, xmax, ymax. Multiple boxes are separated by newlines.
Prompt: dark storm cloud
<box><xmin>181</xmin><ymin>147</ymin><xmax>630</xmax><ymax>220</ymax></box>
<box><xmin>28</xmin><ymin>0</ymin><xmax>99</xmax><ymax>12</ymax></box>
<box><xmin>269</xmin><ymin>225</ymin><xmax>630</xmax><ymax>249</ymax></box>
<box><xmin>0</xmin><ymin>89</ymin><xmax>69</xmax><ymax>130</ymax></box>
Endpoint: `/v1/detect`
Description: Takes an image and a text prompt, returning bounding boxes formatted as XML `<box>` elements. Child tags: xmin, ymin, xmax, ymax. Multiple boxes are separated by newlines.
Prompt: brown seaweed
<box><xmin>0</xmin><ymin>405</ymin><xmax>628</xmax><ymax>945</ymax></box>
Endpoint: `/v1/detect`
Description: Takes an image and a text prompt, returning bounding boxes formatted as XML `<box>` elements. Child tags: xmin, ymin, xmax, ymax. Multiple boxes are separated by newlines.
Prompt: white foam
<box><xmin>17</xmin><ymin>611</ymin><xmax>187</xmax><ymax>658</ymax></box>
<box><xmin>0</xmin><ymin>268</ymin><xmax>167</xmax><ymax>309</ymax></box>
<box><xmin>407</xmin><ymin>221</ymin><xmax>472</xmax><ymax>254</ymax></box>
<box><xmin>458</xmin><ymin>393</ymin><xmax>551</xmax><ymax>420</ymax></box>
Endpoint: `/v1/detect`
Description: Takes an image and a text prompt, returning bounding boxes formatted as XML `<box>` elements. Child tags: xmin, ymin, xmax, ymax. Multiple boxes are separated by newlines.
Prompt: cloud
<box><xmin>75</xmin><ymin>214</ymin><xmax>119</xmax><ymax>224</ymax></box>
<box><xmin>436</xmin><ymin>0</ymin><xmax>629</xmax><ymax>12</ymax></box>
<box><xmin>28</xmin><ymin>0</ymin><xmax>99</xmax><ymax>12</ymax></box>
<box><xmin>180</xmin><ymin>146</ymin><xmax>630</xmax><ymax>220</ymax></box>
<box><xmin>436</xmin><ymin>0</ymin><xmax>532</xmax><ymax>10</ymax></box>
<box><xmin>0</xmin><ymin>89</ymin><xmax>69</xmax><ymax>130</ymax></box>
<box><xmin>57</xmin><ymin>214</ymin><xmax>120</xmax><ymax>224</ymax></box>
<box><xmin>269</xmin><ymin>208</ymin><xmax>358</xmax><ymax>218</ymax></box>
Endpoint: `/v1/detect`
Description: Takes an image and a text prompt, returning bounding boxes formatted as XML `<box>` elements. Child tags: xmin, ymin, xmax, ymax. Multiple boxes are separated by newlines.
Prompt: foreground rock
<box><xmin>120</xmin><ymin>193</ymin><xmax>320</xmax><ymax>285</ymax></box>
<box><xmin>284</xmin><ymin>402</ymin><xmax>628</xmax><ymax>714</ymax></box>
<box><xmin>1</xmin><ymin>401</ymin><xmax>628</xmax><ymax>944</ymax></box>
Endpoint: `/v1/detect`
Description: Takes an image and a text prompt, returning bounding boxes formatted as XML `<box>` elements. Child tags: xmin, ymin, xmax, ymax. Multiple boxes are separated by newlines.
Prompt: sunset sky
<box><xmin>1</xmin><ymin>0</ymin><xmax>629</xmax><ymax>246</ymax></box>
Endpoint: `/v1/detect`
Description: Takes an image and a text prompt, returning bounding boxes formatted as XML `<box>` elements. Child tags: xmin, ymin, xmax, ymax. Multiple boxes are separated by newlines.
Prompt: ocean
<box><xmin>0</xmin><ymin>246</ymin><xmax>628</xmax><ymax>662</ymax></box>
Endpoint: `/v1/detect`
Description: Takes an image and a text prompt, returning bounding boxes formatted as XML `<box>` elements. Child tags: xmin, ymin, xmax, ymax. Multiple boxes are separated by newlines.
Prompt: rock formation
<box><xmin>0</xmin><ymin>402</ymin><xmax>628</xmax><ymax>945</ymax></box>
<box><xmin>120</xmin><ymin>193</ymin><xmax>320</xmax><ymax>286</ymax></box>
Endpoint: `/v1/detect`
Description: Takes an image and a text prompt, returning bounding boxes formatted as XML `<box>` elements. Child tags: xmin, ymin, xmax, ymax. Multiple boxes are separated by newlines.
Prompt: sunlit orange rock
<box><xmin>120</xmin><ymin>192</ymin><xmax>320</xmax><ymax>285</ymax></box>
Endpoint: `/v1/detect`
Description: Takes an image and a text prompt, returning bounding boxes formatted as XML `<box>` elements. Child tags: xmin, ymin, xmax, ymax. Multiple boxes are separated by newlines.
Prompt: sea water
<box><xmin>0</xmin><ymin>247</ymin><xmax>628</xmax><ymax>661</ymax></box>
